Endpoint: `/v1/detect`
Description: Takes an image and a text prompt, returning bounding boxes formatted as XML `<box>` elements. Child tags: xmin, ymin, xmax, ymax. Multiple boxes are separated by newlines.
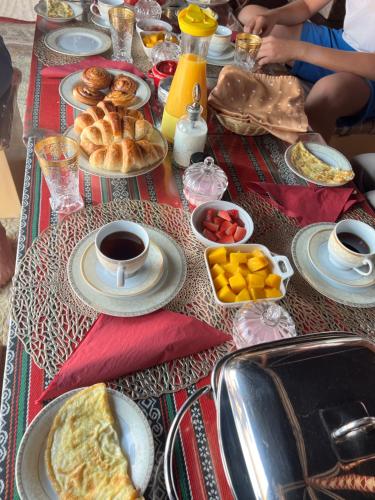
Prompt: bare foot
<box><xmin>0</xmin><ymin>222</ymin><xmax>16</xmax><ymax>287</ymax></box>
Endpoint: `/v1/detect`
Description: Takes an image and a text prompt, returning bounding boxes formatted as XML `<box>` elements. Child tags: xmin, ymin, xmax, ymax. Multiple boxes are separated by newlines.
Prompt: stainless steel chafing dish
<box><xmin>164</xmin><ymin>332</ymin><xmax>375</xmax><ymax>499</ymax></box>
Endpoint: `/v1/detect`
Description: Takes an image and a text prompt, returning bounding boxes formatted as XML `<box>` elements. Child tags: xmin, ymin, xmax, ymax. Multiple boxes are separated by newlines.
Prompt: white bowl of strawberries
<box><xmin>191</xmin><ymin>200</ymin><xmax>254</xmax><ymax>247</ymax></box>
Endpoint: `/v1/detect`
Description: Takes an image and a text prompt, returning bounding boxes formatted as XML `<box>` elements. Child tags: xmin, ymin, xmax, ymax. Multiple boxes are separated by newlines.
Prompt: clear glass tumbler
<box><xmin>109</xmin><ymin>7</ymin><xmax>135</xmax><ymax>63</ymax></box>
<box><xmin>34</xmin><ymin>136</ymin><xmax>84</xmax><ymax>215</ymax></box>
<box><xmin>234</xmin><ymin>33</ymin><xmax>262</xmax><ymax>72</ymax></box>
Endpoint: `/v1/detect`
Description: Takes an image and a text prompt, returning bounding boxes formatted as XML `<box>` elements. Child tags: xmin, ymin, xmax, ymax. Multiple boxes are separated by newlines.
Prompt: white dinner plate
<box><xmin>67</xmin><ymin>225</ymin><xmax>187</xmax><ymax>316</ymax></box>
<box><xmin>64</xmin><ymin>125</ymin><xmax>167</xmax><ymax>178</ymax></box>
<box><xmin>15</xmin><ymin>388</ymin><xmax>154</xmax><ymax>500</ymax></box>
<box><xmin>34</xmin><ymin>1</ymin><xmax>83</xmax><ymax>22</ymax></box>
<box><xmin>285</xmin><ymin>142</ymin><xmax>354</xmax><ymax>187</ymax></box>
<box><xmin>59</xmin><ymin>68</ymin><xmax>151</xmax><ymax>112</ymax></box>
<box><xmin>291</xmin><ymin>223</ymin><xmax>375</xmax><ymax>308</ymax></box>
<box><xmin>44</xmin><ymin>27</ymin><xmax>112</xmax><ymax>57</ymax></box>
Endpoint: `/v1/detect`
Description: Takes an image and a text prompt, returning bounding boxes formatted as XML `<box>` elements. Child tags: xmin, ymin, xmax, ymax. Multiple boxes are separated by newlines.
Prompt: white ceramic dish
<box><xmin>44</xmin><ymin>27</ymin><xmax>112</xmax><ymax>57</ymax></box>
<box><xmin>187</xmin><ymin>0</ymin><xmax>229</xmax><ymax>6</ymax></box>
<box><xmin>209</xmin><ymin>25</ymin><xmax>232</xmax><ymax>56</ymax></box>
<box><xmin>136</xmin><ymin>18</ymin><xmax>173</xmax><ymax>34</ymax></box>
<box><xmin>292</xmin><ymin>223</ymin><xmax>375</xmax><ymax>308</ymax></box>
<box><xmin>205</xmin><ymin>243</ymin><xmax>294</xmax><ymax>308</ymax></box>
<box><xmin>191</xmin><ymin>200</ymin><xmax>254</xmax><ymax>247</ymax></box>
<box><xmin>64</xmin><ymin>125</ymin><xmax>167</xmax><ymax>179</ymax></box>
<box><xmin>207</xmin><ymin>45</ymin><xmax>235</xmax><ymax>66</ymax></box>
<box><xmin>307</xmin><ymin>226</ymin><xmax>375</xmax><ymax>288</ymax></box>
<box><xmin>67</xmin><ymin>225</ymin><xmax>187</xmax><ymax>316</ymax></box>
<box><xmin>284</xmin><ymin>142</ymin><xmax>354</xmax><ymax>187</ymax></box>
<box><xmin>15</xmin><ymin>388</ymin><xmax>154</xmax><ymax>500</ymax></box>
<box><xmin>90</xmin><ymin>13</ymin><xmax>110</xmax><ymax>29</ymax></box>
<box><xmin>59</xmin><ymin>68</ymin><xmax>151</xmax><ymax>112</ymax></box>
<box><xmin>34</xmin><ymin>1</ymin><xmax>83</xmax><ymax>22</ymax></box>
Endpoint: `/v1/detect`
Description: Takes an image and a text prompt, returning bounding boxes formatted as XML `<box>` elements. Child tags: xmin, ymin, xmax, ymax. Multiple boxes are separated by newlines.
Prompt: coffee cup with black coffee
<box><xmin>95</xmin><ymin>220</ymin><xmax>149</xmax><ymax>287</ymax></box>
<box><xmin>327</xmin><ymin>219</ymin><xmax>375</xmax><ymax>277</ymax></box>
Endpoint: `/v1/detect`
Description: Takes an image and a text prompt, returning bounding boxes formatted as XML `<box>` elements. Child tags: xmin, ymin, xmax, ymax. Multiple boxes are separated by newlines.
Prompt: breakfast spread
<box><xmin>74</xmin><ymin>102</ymin><xmax>165</xmax><ymax>173</ymax></box>
<box><xmin>46</xmin><ymin>0</ymin><xmax>73</xmax><ymax>18</ymax></box>
<box><xmin>208</xmin><ymin>247</ymin><xmax>282</xmax><ymax>302</ymax></box>
<box><xmin>291</xmin><ymin>141</ymin><xmax>354</xmax><ymax>184</ymax></box>
<box><xmin>201</xmin><ymin>208</ymin><xmax>246</xmax><ymax>243</ymax></box>
<box><xmin>45</xmin><ymin>384</ymin><xmax>141</xmax><ymax>499</ymax></box>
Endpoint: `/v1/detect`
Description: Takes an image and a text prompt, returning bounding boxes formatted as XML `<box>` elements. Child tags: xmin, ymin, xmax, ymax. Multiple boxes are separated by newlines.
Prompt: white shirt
<box><xmin>343</xmin><ymin>0</ymin><xmax>375</xmax><ymax>52</ymax></box>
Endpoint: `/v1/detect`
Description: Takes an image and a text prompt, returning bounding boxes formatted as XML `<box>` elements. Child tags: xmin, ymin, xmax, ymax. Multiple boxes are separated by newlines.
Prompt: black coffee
<box><xmin>337</xmin><ymin>231</ymin><xmax>370</xmax><ymax>254</ymax></box>
<box><xmin>100</xmin><ymin>231</ymin><xmax>144</xmax><ymax>260</ymax></box>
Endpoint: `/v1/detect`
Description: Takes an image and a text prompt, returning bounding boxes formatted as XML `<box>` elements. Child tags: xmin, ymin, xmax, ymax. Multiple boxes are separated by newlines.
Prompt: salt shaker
<box><xmin>173</xmin><ymin>84</ymin><xmax>207</xmax><ymax>168</ymax></box>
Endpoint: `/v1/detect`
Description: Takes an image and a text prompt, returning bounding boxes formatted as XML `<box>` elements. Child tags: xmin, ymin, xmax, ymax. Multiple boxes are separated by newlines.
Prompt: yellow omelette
<box><xmin>45</xmin><ymin>383</ymin><xmax>141</xmax><ymax>500</ymax></box>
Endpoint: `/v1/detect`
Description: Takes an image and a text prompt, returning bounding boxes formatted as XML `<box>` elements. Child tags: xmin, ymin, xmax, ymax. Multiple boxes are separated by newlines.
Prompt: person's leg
<box><xmin>238</xmin><ymin>4</ymin><xmax>303</xmax><ymax>40</ymax></box>
<box><xmin>305</xmin><ymin>72</ymin><xmax>371</xmax><ymax>141</ymax></box>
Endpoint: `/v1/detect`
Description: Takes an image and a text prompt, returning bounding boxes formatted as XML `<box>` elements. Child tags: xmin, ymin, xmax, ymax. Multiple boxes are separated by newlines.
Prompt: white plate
<box><xmin>308</xmin><ymin>226</ymin><xmax>375</xmax><ymax>288</ymax></box>
<box><xmin>59</xmin><ymin>68</ymin><xmax>151</xmax><ymax>112</ymax></box>
<box><xmin>292</xmin><ymin>223</ymin><xmax>375</xmax><ymax>307</ymax></box>
<box><xmin>187</xmin><ymin>0</ymin><xmax>229</xmax><ymax>6</ymax></box>
<box><xmin>90</xmin><ymin>13</ymin><xmax>110</xmax><ymax>30</ymax></box>
<box><xmin>44</xmin><ymin>27</ymin><xmax>111</xmax><ymax>57</ymax></box>
<box><xmin>207</xmin><ymin>46</ymin><xmax>235</xmax><ymax>66</ymax></box>
<box><xmin>64</xmin><ymin>125</ymin><xmax>167</xmax><ymax>178</ymax></box>
<box><xmin>285</xmin><ymin>142</ymin><xmax>354</xmax><ymax>187</ymax></box>
<box><xmin>15</xmin><ymin>388</ymin><xmax>154</xmax><ymax>500</ymax></box>
<box><xmin>34</xmin><ymin>1</ymin><xmax>83</xmax><ymax>22</ymax></box>
<box><xmin>67</xmin><ymin>225</ymin><xmax>187</xmax><ymax>316</ymax></box>
<box><xmin>81</xmin><ymin>240</ymin><xmax>164</xmax><ymax>296</ymax></box>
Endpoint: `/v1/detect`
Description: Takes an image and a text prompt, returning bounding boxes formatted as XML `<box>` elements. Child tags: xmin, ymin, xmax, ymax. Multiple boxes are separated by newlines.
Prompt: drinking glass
<box><xmin>109</xmin><ymin>7</ymin><xmax>135</xmax><ymax>63</ymax></box>
<box><xmin>234</xmin><ymin>33</ymin><xmax>262</xmax><ymax>72</ymax></box>
<box><xmin>34</xmin><ymin>136</ymin><xmax>84</xmax><ymax>214</ymax></box>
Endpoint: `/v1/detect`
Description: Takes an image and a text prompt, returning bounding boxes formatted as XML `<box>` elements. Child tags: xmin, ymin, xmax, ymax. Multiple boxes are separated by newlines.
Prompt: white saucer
<box><xmin>68</xmin><ymin>225</ymin><xmax>187</xmax><ymax>316</ymax></box>
<box><xmin>90</xmin><ymin>14</ymin><xmax>110</xmax><ymax>30</ymax></box>
<box><xmin>80</xmin><ymin>240</ymin><xmax>164</xmax><ymax>297</ymax></box>
<box><xmin>292</xmin><ymin>223</ymin><xmax>375</xmax><ymax>308</ymax></box>
<box><xmin>207</xmin><ymin>45</ymin><xmax>235</xmax><ymax>67</ymax></box>
<box><xmin>308</xmin><ymin>227</ymin><xmax>375</xmax><ymax>288</ymax></box>
<box><xmin>44</xmin><ymin>27</ymin><xmax>112</xmax><ymax>57</ymax></box>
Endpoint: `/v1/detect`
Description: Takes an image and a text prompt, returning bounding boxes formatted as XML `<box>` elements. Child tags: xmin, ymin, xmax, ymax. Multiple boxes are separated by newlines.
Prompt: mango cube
<box><xmin>213</xmin><ymin>274</ymin><xmax>228</xmax><ymax>291</ymax></box>
<box><xmin>250</xmin><ymin>288</ymin><xmax>265</xmax><ymax>300</ymax></box>
<box><xmin>235</xmin><ymin>288</ymin><xmax>251</xmax><ymax>302</ymax></box>
<box><xmin>228</xmin><ymin>273</ymin><xmax>247</xmax><ymax>294</ymax></box>
<box><xmin>265</xmin><ymin>273</ymin><xmax>281</xmax><ymax>289</ymax></box>
<box><xmin>223</xmin><ymin>262</ymin><xmax>239</xmax><ymax>276</ymax></box>
<box><xmin>246</xmin><ymin>273</ymin><xmax>265</xmax><ymax>289</ymax></box>
<box><xmin>238</xmin><ymin>264</ymin><xmax>250</xmax><ymax>277</ymax></box>
<box><xmin>208</xmin><ymin>247</ymin><xmax>227</xmax><ymax>266</ymax></box>
<box><xmin>247</xmin><ymin>256</ymin><xmax>269</xmax><ymax>272</ymax></box>
<box><xmin>217</xmin><ymin>285</ymin><xmax>237</xmax><ymax>303</ymax></box>
<box><xmin>230</xmin><ymin>252</ymin><xmax>249</xmax><ymax>266</ymax></box>
<box><xmin>211</xmin><ymin>263</ymin><xmax>225</xmax><ymax>278</ymax></box>
<box><xmin>265</xmin><ymin>288</ymin><xmax>282</xmax><ymax>298</ymax></box>
<box><xmin>254</xmin><ymin>268</ymin><xmax>270</xmax><ymax>278</ymax></box>
<box><xmin>251</xmin><ymin>249</ymin><xmax>266</xmax><ymax>259</ymax></box>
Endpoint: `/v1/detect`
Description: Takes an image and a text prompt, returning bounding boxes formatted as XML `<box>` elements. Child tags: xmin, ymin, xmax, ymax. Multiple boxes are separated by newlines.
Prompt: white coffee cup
<box><xmin>95</xmin><ymin>220</ymin><xmax>149</xmax><ymax>287</ymax></box>
<box><xmin>90</xmin><ymin>0</ymin><xmax>124</xmax><ymax>22</ymax></box>
<box><xmin>208</xmin><ymin>25</ymin><xmax>232</xmax><ymax>56</ymax></box>
<box><xmin>327</xmin><ymin>219</ymin><xmax>375</xmax><ymax>276</ymax></box>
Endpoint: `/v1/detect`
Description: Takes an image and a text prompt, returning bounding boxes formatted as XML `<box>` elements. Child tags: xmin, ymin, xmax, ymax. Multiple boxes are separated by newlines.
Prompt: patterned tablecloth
<box><xmin>1</xmin><ymin>7</ymin><xmax>375</xmax><ymax>500</ymax></box>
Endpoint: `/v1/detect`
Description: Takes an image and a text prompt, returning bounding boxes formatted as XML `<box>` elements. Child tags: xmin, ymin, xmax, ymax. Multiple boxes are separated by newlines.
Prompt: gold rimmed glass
<box><xmin>234</xmin><ymin>33</ymin><xmax>262</xmax><ymax>72</ymax></box>
<box><xmin>109</xmin><ymin>7</ymin><xmax>135</xmax><ymax>63</ymax></box>
<box><xmin>34</xmin><ymin>136</ymin><xmax>84</xmax><ymax>214</ymax></box>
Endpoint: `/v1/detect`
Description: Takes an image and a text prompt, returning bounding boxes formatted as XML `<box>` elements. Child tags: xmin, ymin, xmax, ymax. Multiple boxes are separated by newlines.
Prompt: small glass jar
<box><xmin>182</xmin><ymin>156</ymin><xmax>228</xmax><ymax>206</ymax></box>
<box><xmin>134</xmin><ymin>0</ymin><xmax>162</xmax><ymax>21</ymax></box>
<box><xmin>151</xmin><ymin>33</ymin><xmax>181</xmax><ymax>65</ymax></box>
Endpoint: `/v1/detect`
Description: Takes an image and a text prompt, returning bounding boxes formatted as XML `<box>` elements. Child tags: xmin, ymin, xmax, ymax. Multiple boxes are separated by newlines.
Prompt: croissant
<box><xmin>74</xmin><ymin>102</ymin><xmax>142</xmax><ymax>134</ymax></box>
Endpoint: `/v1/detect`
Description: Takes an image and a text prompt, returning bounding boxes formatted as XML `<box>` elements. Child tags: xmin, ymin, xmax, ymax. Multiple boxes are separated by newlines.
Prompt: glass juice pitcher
<box><xmin>161</xmin><ymin>5</ymin><xmax>217</xmax><ymax>143</ymax></box>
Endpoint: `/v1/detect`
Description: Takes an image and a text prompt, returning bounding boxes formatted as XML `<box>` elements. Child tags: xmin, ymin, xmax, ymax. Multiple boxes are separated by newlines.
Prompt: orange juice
<box><xmin>161</xmin><ymin>53</ymin><xmax>207</xmax><ymax>143</ymax></box>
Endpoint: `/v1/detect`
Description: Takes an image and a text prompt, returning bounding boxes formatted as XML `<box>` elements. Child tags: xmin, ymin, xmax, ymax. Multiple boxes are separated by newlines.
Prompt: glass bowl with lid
<box><xmin>182</xmin><ymin>156</ymin><xmax>228</xmax><ymax>206</ymax></box>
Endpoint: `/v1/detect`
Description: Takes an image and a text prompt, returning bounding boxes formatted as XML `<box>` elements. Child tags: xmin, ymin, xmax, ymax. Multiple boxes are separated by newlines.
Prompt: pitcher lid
<box><xmin>178</xmin><ymin>5</ymin><xmax>217</xmax><ymax>37</ymax></box>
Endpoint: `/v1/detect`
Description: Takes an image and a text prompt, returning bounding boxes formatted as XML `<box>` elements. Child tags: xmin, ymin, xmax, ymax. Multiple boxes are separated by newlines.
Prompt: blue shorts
<box><xmin>291</xmin><ymin>22</ymin><xmax>375</xmax><ymax>127</ymax></box>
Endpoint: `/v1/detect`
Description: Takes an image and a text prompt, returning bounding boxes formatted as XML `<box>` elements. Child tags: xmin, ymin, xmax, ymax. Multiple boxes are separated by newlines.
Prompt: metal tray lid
<box><xmin>212</xmin><ymin>332</ymin><xmax>375</xmax><ymax>499</ymax></box>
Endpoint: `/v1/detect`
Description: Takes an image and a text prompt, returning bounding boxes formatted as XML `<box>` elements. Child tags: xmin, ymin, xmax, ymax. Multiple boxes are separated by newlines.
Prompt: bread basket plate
<box><xmin>15</xmin><ymin>388</ymin><xmax>154</xmax><ymax>499</ymax></box>
<box><xmin>284</xmin><ymin>142</ymin><xmax>354</xmax><ymax>187</ymax></box>
<box><xmin>44</xmin><ymin>27</ymin><xmax>111</xmax><ymax>57</ymax></box>
<box><xmin>59</xmin><ymin>69</ymin><xmax>151</xmax><ymax>111</ymax></box>
<box><xmin>64</xmin><ymin>125</ymin><xmax>168</xmax><ymax>178</ymax></box>
<box><xmin>34</xmin><ymin>1</ymin><xmax>83</xmax><ymax>22</ymax></box>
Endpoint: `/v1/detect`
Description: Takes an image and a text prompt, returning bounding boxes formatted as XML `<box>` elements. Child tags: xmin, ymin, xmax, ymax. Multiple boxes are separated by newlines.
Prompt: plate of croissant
<box><xmin>64</xmin><ymin>101</ymin><xmax>168</xmax><ymax>177</ymax></box>
<box><xmin>59</xmin><ymin>66</ymin><xmax>151</xmax><ymax>111</ymax></box>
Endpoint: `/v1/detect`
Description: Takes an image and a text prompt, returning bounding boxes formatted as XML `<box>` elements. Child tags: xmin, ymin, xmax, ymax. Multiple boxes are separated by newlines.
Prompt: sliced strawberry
<box><xmin>233</xmin><ymin>226</ymin><xmax>247</xmax><ymax>242</ymax></box>
<box><xmin>217</xmin><ymin>210</ymin><xmax>232</xmax><ymax>222</ymax></box>
<box><xmin>219</xmin><ymin>220</ymin><xmax>232</xmax><ymax>232</ymax></box>
<box><xmin>203</xmin><ymin>228</ymin><xmax>217</xmax><ymax>242</ymax></box>
<box><xmin>216</xmin><ymin>230</ymin><xmax>226</xmax><ymax>239</ymax></box>
<box><xmin>213</xmin><ymin>216</ymin><xmax>222</xmax><ymax>225</ymax></box>
<box><xmin>204</xmin><ymin>208</ymin><xmax>216</xmax><ymax>222</ymax></box>
<box><xmin>235</xmin><ymin>218</ymin><xmax>244</xmax><ymax>227</ymax></box>
<box><xmin>228</xmin><ymin>209</ymin><xmax>239</xmax><ymax>219</ymax></box>
<box><xmin>225</xmin><ymin>222</ymin><xmax>238</xmax><ymax>236</ymax></box>
<box><xmin>203</xmin><ymin>221</ymin><xmax>220</xmax><ymax>232</ymax></box>
<box><xmin>218</xmin><ymin>234</ymin><xmax>235</xmax><ymax>244</ymax></box>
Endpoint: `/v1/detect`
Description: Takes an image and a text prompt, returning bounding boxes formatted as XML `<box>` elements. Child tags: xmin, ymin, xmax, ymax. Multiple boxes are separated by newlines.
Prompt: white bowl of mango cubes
<box><xmin>205</xmin><ymin>244</ymin><xmax>294</xmax><ymax>307</ymax></box>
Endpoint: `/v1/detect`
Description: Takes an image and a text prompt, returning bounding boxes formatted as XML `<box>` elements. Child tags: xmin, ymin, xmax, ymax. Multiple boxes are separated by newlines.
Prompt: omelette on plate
<box><xmin>290</xmin><ymin>141</ymin><xmax>354</xmax><ymax>184</ymax></box>
<box><xmin>45</xmin><ymin>383</ymin><xmax>141</xmax><ymax>500</ymax></box>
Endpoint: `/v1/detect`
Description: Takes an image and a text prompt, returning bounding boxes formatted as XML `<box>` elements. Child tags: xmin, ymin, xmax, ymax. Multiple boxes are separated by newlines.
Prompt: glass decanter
<box><xmin>151</xmin><ymin>32</ymin><xmax>181</xmax><ymax>65</ymax></box>
<box><xmin>134</xmin><ymin>0</ymin><xmax>162</xmax><ymax>21</ymax></box>
<box><xmin>233</xmin><ymin>302</ymin><xmax>296</xmax><ymax>349</ymax></box>
<box><xmin>182</xmin><ymin>156</ymin><xmax>228</xmax><ymax>206</ymax></box>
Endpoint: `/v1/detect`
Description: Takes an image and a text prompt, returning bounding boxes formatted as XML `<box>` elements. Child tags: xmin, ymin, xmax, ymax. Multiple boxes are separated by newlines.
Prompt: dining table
<box><xmin>1</xmin><ymin>2</ymin><xmax>375</xmax><ymax>499</ymax></box>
